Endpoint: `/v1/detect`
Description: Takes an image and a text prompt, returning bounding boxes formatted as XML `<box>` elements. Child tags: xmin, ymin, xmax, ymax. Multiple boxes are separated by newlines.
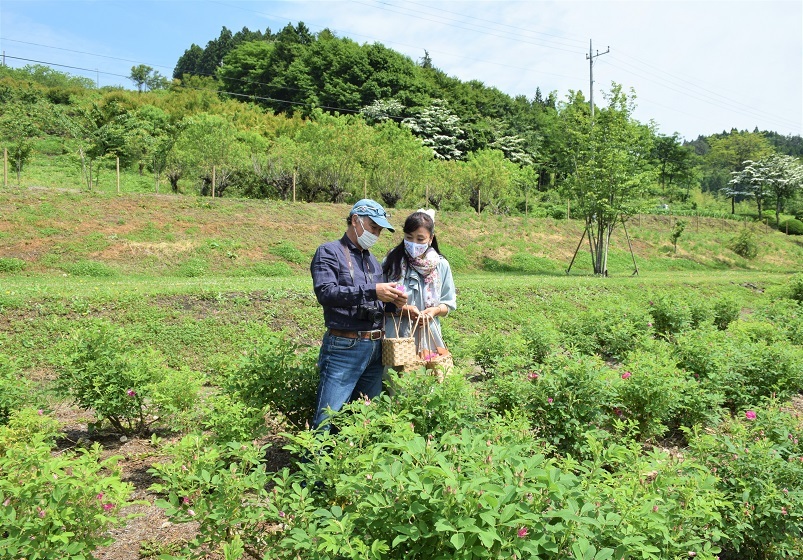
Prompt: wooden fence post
<box><xmin>3</xmin><ymin>148</ymin><xmax>7</xmax><ymax>188</ymax></box>
<box><xmin>116</xmin><ymin>157</ymin><xmax>120</xmax><ymax>194</ymax></box>
<box><xmin>212</xmin><ymin>165</ymin><xmax>216</xmax><ymax>198</ymax></box>
<box><xmin>292</xmin><ymin>169</ymin><xmax>296</xmax><ymax>203</ymax></box>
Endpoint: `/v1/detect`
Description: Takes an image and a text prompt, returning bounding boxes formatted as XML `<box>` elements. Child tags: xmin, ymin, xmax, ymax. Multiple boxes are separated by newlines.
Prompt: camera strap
<box><xmin>340</xmin><ymin>240</ymin><xmax>374</xmax><ymax>284</ymax></box>
<box><xmin>340</xmin><ymin>241</ymin><xmax>355</xmax><ymax>282</ymax></box>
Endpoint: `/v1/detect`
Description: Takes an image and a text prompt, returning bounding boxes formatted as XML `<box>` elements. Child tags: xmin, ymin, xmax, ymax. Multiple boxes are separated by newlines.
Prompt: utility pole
<box><xmin>586</xmin><ymin>39</ymin><xmax>610</xmax><ymax>120</ymax></box>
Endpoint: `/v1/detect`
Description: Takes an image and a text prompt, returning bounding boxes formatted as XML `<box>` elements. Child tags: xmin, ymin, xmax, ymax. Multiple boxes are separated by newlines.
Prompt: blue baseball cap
<box><xmin>349</xmin><ymin>199</ymin><xmax>395</xmax><ymax>232</ymax></box>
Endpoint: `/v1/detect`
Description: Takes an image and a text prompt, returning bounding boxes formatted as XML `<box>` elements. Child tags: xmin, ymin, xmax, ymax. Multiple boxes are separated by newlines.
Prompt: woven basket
<box><xmin>382</xmin><ymin>336</ymin><xmax>417</xmax><ymax>367</ymax></box>
<box><xmin>382</xmin><ymin>309</ymin><xmax>420</xmax><ymax>367</ymax></box>
<box><xmin>419</xmin><ymin>320</ymin><xmax>454</xmax><ymax>383</ymax></box>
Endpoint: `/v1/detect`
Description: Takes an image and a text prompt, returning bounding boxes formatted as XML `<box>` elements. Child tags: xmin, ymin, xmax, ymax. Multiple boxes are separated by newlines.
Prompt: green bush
<box><xmin>494</xmin><ymin>353</ymin><xmax>616</xmax><ymax>453</ymax></box>
<box><xmin>711</xmin><ymin>295</ymin><xmax>741</xmax><ymax>330</ymax></box>
<box><xmin>560</xmin><ymin>304</ymin><xmax>652</xmax><ymax>359</ymax></box>
<box><xmin>730</xmin><ymin>229</ymin><xmax>758</xmax><ymax>259</ymax></box>
<box><xmin>788</xmin><ymin>273</ymin><xmax>803</xmax><ymax>303</ymax></box>
<box><xmin>222</xmin><ymin>332</ymin><xmax>318</xmax><ymax>429</ymax></box>
<box><xmin>270</xmin><ymin>241</ymin><xmax>307</xmax><ymax>265</ymax></box>
<box><xmin>675</xmin><ymin>329</ymin><xmax>803</xmax><ymax>412</ymax></box>
<box><xmin>615</xmin><ymin>342</ymin><xmax>719</xmax><ymax>440</ymax></box>
<box><xmin>202</xmin><ymin>392</ymin><xmax>269</xmax><ymax>443</ymax></box>
<box><xmin>521</xmin><ymin>316</ymin><xmax>561</xmax><ymax>364</ymax></box>
<box><xmin>687</xmin><ymin>404</ymin><xmax>803</xmax><ymax>559</ymax></box>
<box><xmin>0</xmin><ymin>355</ymin><xmax>33</xmax><ymax>425</ymax></box>
<box><xmin>470</xmin><ymin>329</ymin><xmax>528</xmax><ymax>376</ymax></box>
<box><xmin>60</xmin><ymin>259</ymin><xmax>117</xmax><ymax>277</ymax></box>
<box><xmin>0</xmin><ymin>409</ymin><xmax>137</xmax><ymax>560</ymax></box>
<box><xmin>779</xmin><ymin>218</ymin><xmax>803</xmax><ymax>235</ymax></box>
<box><xmin>0</xmin><ymin>257</ymin><xmax>26</xmax><ymax>273</ymax></box>
<box><xmin>175</xmin><ymin>257</ymin><xmax>208</xmax><ymax>278</ymax></box>
<box><xmin>649</xmin><ymin>294</ymin><xmax>693</xmax><ymax>336</ymax></box>
<box><xmin>155</xmin><ymin>391</ymin><xmax>728</xmax><ymax>560</ymax></box>
<box><xmin>250</xmin><ymin>261</ymin><xmax>293</xmax><ymax>277</ymax></box>
<box><xmin>55</xmin><ymin>322</ymin><xmax>200</xmax><ymax>435</ymax></box>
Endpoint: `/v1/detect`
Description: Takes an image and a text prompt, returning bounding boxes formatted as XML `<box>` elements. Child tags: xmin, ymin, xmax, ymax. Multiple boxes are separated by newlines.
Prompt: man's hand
<box><xmin>376</xmin><ymin>283</ymin><xmax>407</xmax><ymax>307</ymax></box>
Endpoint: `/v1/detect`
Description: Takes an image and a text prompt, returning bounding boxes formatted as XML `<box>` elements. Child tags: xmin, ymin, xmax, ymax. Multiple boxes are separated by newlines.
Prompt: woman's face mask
<box><xmin>404</xmin><ymin>239</ymin><xmax>430</xmax><ymax>258</ymax></box>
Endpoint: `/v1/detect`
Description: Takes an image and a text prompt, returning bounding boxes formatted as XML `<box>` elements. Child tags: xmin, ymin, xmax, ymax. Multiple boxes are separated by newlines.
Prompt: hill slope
<box><xmin>1</xmin><ymin>187</ymin><xmax>801</xmax><ymax>277</ymax></box>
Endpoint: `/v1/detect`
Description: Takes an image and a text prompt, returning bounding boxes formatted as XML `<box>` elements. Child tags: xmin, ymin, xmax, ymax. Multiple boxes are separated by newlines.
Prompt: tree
<box><xmin>248</xmin><ymin>136</ymin><xmax>300</xmax><ymax>200</ymax></box>
<box><xmin>169</xmin><ymin>113</ymin><xmax>250</xmax><ymax>196</ymax></box>
<box><xmin>402</xmin><ymin>99</ymin><xmax>466</xmax><ymax>160</ymax></box>
<box><xmin>360</xmin><ymin>120</ymin><xmax>431</xmax><ymax>208</ymax></box>
<box><xmin>731</xmin><ymin>154</ymin><xmax>803</xmax><ymax>224</ymax></box>
<box><xmin>671</xmin><ymin>220</ymin><xmax>686</xmax><ymax>254</ymax></box>
<box><xmin>0</xmin><ymin>103</ymin><xmax>41</xmax><ymax>181</ymax></box>
<box><xmin>652</xmin><ymin>133</ymin><xmax>695</xmax><ymax>201</ymax></box>
<box><xmin>560</xmin><ymin>84</ymin><xmax>654</xmax><ymax>275</ymax></box>
<box><xmin>129</xmin><ymin>65</ymin><xmax>168</xmax><ymax>93</ymax></box>
<box><xmin>459</xmin><ymin>149</ymin><xmax>519</xmax><ymax>213</ymax></box>
<box><xmin>767</xmin><ymin>155</ymin><xmax>803</xmax><ymax>224</ymax></box>
<box><xmin>173</xmin><ymin>44</ymin><xmax>204</xmax><ymax>80</ymax></box>
<box><xmin>292</xmin><ymin>111</ymin><xmax>369</xmax><ymax>203</ymax></box>
<box><xmin>707</xmin><ymin>131</ymin><xmax>773</xmax><ymax>213</ymax></box>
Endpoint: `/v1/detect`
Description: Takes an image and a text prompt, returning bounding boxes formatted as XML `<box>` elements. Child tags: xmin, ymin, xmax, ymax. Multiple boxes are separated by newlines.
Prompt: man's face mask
<box><xmin>356</xmin><ymin>217</ymin><xmax>379</xmax><ymax>249</ymax></box>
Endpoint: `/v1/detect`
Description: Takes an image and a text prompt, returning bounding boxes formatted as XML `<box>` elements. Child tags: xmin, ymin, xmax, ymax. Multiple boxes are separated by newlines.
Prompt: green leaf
<box><xmin>450</xmin><ymin>532</ymin><xmax>465</xmax><ymax>550</ymax></box>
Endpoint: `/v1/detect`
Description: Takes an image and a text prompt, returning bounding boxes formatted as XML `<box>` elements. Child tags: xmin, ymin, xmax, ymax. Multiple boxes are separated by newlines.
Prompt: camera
<box><xmin>356</xmin><ymin>304</ymin><xmax>384</xmax><ymax>323</ymax></box>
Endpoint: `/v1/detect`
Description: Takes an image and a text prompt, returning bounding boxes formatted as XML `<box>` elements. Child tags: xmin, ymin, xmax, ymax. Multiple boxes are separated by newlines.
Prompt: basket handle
<box><xmin>418</xmin><ymin>314</ymin><xmax>439</xmax><ymax>356</ymax></box>
<box><xmin>391</xmin><ymin>304</ymin><xmax>419</xmax><ymax>338</ymax></box>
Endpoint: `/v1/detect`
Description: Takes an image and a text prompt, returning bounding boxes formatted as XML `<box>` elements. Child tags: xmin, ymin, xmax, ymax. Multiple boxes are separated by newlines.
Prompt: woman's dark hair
<box><xmin>382</xmin><ymin>211</ymin><xmax>442</xmax><ymax>281</ymax></box>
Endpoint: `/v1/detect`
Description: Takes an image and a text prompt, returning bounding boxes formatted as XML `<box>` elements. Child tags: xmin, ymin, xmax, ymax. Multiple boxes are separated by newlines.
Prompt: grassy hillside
<box><xmin>1</xmin><ymin>186</ymin><xmax>802</xmax><ymax>278</ymax></box>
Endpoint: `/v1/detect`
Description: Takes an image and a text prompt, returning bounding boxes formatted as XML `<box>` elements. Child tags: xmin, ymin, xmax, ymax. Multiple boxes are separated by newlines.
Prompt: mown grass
<box><xmin>2</xmin><ymin>187</ymin><xmax>802</xmax><ymax>279</ymax></box>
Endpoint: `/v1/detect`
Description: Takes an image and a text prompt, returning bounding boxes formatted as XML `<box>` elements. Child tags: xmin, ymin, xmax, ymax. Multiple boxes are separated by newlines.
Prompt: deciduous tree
<box><xmin>561</xmin><ymin>84</ymin><xmax>654</xmax><ymax>275</ymax></box>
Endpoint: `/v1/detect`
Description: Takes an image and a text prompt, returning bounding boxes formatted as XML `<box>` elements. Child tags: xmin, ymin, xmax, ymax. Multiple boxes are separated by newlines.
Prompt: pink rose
<box><xmin>745</xmin><ymin>410</ymin><xmax>756</xmax><ymax>420</ymax></box>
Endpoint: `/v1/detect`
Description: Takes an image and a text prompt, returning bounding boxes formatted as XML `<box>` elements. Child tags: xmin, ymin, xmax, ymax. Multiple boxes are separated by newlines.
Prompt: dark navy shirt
<box><xmin>311</xmin><ymin>234</ymin><xmax>384</xmax><ymax>331</ymax></box>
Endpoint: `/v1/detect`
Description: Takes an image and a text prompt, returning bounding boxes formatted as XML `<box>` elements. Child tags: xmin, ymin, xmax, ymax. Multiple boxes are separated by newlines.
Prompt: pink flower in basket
<box><xmin>423</xmin><ymin>352</ymin><xmax>439</xmax><ymax>361</ymax></box>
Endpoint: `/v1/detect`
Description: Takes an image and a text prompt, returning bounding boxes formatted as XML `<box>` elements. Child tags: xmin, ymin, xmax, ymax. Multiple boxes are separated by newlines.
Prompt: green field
<box><xmin>1</xmin><ymin>187</ymin><xmax>802</xmax><ymax>559</ymax></box>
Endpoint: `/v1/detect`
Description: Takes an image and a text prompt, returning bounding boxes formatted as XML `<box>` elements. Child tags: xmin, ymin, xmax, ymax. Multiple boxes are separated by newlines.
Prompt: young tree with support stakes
<box><xmin>561</xmin><ymin>84</ymin><xmax>653</xmax><ymax>275</ymax></box>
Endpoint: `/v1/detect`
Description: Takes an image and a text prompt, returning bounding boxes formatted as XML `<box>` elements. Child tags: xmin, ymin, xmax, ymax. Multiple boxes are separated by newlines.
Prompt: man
<box><xmin>310</xmin><ymin>199</ymin><xmax>407</xmax><ymax>430</ymax></box>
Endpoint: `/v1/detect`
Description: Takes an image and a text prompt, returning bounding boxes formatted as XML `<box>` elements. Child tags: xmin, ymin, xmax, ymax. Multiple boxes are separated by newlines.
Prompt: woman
<box><xmin>383</xmin><ymin>209</ymin><xmax>456</xmax><ymax>357</ymax></box>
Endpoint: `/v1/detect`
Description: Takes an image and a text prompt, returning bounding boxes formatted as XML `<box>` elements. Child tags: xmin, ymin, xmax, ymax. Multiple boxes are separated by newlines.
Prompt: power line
<box><xmin>399</xmin><ymin>0</ymin><xmax>588</xmax><ymax>48</ymax></box>
<box><xmin>352</xmin><ymin>0</ymin><xmax>586</xmax><ymax>54</ymax></box>
<box><xmin>608</xmin><ymin>52</ymin><xmax>797</xmax><ymax>126</ymax></box>
<box><xmin>601</xmin><ymin>56</ymin><xmax>800</xmax><ymax>132</ymax></box>
<box><xmin>0</xmin><ymin>37</ymin><xmax>175</xmax><ymax>72</ymax></box>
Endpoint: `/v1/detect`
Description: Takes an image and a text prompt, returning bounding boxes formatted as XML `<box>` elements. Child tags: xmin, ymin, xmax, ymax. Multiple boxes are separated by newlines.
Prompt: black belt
<box><xmin>328</xmin><ymin>329</ymin><xmax>384</xmax><ymax>340</ymax></box>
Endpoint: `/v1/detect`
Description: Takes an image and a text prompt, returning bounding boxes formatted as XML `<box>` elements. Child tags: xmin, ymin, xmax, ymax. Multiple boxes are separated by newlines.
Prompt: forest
<box><xmin>1</xmin><ymin>23</ymin><xmax>802</xmax><ymax>225</ymax></box>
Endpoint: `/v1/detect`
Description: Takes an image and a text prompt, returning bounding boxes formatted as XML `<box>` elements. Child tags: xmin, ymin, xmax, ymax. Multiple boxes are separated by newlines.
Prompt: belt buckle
<box><xmin>359</xmin><ymin>329</ymin><xmax>383</xmax><ymax>340</ymax></box>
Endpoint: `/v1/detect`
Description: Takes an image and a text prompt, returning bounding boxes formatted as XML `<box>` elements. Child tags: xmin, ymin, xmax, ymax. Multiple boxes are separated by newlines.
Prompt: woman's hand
<box><xmin>400</xmin><ymin>305</ymin><xmax>422</xmax><ymax>321</ymax></box>
<box><xmin>420</xmin><ymin>304</ymin><xmax>447</xmax><ymax>322</ymax></box>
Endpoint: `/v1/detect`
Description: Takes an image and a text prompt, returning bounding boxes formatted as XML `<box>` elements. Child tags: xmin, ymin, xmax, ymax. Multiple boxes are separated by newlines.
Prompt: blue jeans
<box><xmin>312</xmin><ymin>332</ymin><xmax>384</xmax><ymax>430</ymax></box>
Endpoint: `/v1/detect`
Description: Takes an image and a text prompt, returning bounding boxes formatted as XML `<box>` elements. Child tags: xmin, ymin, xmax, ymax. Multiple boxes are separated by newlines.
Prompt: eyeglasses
<box><xmin>352</xmin><ymin>205</ymin><xmax>389</xmax><ymax>218</ymax></box>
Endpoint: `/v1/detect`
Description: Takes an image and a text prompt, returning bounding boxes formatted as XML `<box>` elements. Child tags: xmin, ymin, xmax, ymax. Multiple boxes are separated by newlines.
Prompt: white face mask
<box><xmin>356</xmin><ymin>217</ymin><xmax>379</xmax><ymax>249</ymax></box>
<box><xmin>404</xmin><ymin>239</ymin><xmax>430</xmax><ymax>258</ymax></box>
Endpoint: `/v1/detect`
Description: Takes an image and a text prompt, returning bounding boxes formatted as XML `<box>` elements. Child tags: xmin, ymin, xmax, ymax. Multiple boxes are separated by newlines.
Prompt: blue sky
<box><xmin>1</xmin><ymin>0</ymin><xmax>801</xmax><ymax>140</ymax></box>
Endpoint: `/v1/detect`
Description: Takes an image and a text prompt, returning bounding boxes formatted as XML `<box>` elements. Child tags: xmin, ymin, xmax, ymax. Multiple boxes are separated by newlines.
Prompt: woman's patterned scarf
<box><xmin>400</xmin><ymin>248</ymin><xmax>441</xmax><ymax>308</ymax></box>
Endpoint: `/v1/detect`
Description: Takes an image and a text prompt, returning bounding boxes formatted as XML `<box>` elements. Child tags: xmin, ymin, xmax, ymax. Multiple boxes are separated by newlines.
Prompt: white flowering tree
<box><xmin>402</xmin><ymin>99</ymin><xmax>466</xmax><ymax>160</ymax></box>
<box><xmin>730</xmin><ymin>154</ymin><xmax>803</xmax><ymax>224</ymax></box>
